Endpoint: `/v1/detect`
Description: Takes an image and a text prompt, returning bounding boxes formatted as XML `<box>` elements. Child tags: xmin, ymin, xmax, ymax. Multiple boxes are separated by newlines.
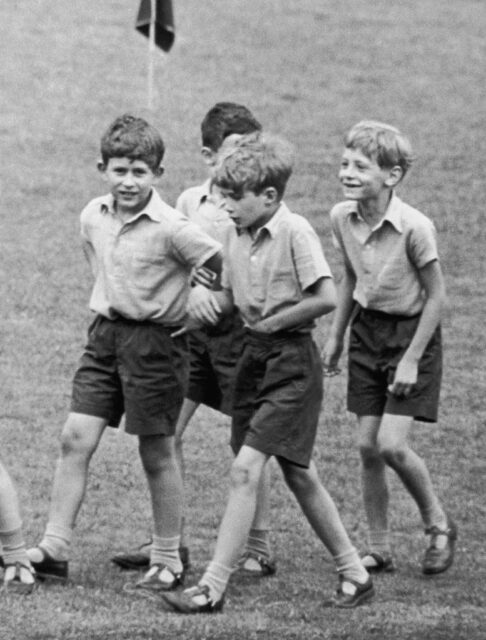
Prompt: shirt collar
<box><xmin>253</xmin><ymin>201</ymin><xmax>289</xmax><ymax>239</ymax></box>
<box><xmin>99</xmin><ymin>189</ymin><xmax>164</xmax><ymax>223</ymax></box>
<box><xmin>349</xmin><ymin>192</ymin><xmax>403</xmax><ymax>233</ymax></box>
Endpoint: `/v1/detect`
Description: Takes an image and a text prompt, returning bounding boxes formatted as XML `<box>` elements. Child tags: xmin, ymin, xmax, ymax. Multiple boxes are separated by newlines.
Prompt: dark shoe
<box><xmin>361</xmin><ymin>551</ymin><xmax>396</xmax><ymax>574</ymax></box>
<box><xmin>161</xmin><ymin>584</ymin><xmax>224</xmax><ymax>614</ymax></box>
<box><xmin>2</xmin><ymin>562</ymin><xmax>37</xmax><ymax>595</ymax></box>
<box><xmin>422</xmin><ymin>516</ymin><xmax>458</xmax><ymax>575</ymax></box>
<box><xmin>325</xmin><ymin>576</ymin><xmax>375</xmax><ymax>608</ymax></box>
<box><xmin>29</xmin><ymin>548</ymin><xmax>68</xmax><ymax>582</ymax></box>
<box><xmin>135</xmin><ymin>564</ymin><xmax>184</xmax><ymax>592</ymax></box>
<box><xmin>111</xmin><ymin>542</ymin><xmax>190</xmax><ymax>571</ymax></box>
<box><xmin>238</xmin><ymin>551</ymin><xmax>276</xmax><ymax>576</ymax></box>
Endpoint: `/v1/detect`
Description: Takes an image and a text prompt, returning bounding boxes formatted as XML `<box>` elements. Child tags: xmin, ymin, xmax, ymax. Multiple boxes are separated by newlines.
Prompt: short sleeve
<box><xmin>291</xmin><ymin>219</ymin><xmax>333</xmax><ymax>291</ymax></box>
<box><xmin>407</xmin><ymin>218</ymin><xmax>439</xmax><ymax>269</ymax></box>
<box><xmin>171</xmin><ymin>221</ymin><xmax>221</xmax><ymax>268</ymax></box>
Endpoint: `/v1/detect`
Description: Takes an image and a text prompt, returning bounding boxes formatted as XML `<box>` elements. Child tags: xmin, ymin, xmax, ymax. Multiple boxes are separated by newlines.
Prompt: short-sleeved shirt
<box><xmin>176</xmin><ymin>180</ymin><xmax>233</xmax><ymax>245</ymax></box>
<box><xmin>80</xmin><ymin>189</ymin><xmax>221</xmax><ymax>324</ymax></box>
<box><xmin>330</xmin><ymin>194</ymin><xmax>438</xmax><ymax>316</ymax></box>
<box><xmin>221</xmin><ymin>202</ymin><xmax>333</xmax><ymax>331</ymax></box>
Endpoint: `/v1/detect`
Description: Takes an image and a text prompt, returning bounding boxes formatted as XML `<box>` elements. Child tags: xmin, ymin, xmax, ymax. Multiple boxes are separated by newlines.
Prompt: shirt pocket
<box><xmin>129</xmin><ymin>252</ymin><xmax>166</xmax><ymax>291</ymax></box>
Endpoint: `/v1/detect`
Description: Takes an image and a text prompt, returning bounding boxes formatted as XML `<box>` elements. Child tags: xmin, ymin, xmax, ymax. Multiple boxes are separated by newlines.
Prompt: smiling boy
<box><xmin>323</xmin><ymin>120</ymin><xmax>456</xmax><ymax>576</ymax></box>
<box><xmin>27</xmin><ymin>114</ymin><xmax>222</xmax><ymax>590</ymax></box>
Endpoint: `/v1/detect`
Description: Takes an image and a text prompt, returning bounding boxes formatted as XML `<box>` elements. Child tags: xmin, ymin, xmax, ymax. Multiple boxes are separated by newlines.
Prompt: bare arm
<box><xmin>388</xmin><ymin>259</ymin><xmax>446</xmax><ymax>396</ymax></box>
<box><xmin>82</xmin><ymin>239</ymin><xmax>97</xmax><ymax>277</ymax></box>
<box><xmin>251</xmin><ymin>277</ymin><xmax>336</xmax><ymax>334</ymax></box>
<box><xmin>322</xmin><ymin>262</ymin><xmax>356</xmax><ymax>372</ymax></box>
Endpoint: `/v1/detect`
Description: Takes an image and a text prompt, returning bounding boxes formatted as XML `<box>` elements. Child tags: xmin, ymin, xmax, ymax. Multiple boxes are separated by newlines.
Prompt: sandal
<box><xmin>238</xmin><ymin>551</ymin><xmax>276</xmax><ymax>576</ymax></box>
<box><xmin>2</xmin><ymin>562</ymin><xmax>37</xmax><ymax>595</ymax></box>
<box><xmin>361</xmin><ymin>551</ymin><xmax>396</xmax><ymax>574</ymax></box>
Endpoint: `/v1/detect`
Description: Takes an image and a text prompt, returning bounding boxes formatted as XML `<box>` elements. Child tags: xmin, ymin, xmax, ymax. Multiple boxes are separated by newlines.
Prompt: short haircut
<box><xmin>201</xmin><ymin>102</ymin><xmax>262</xmax><ymax>152</ymax></box>
<box><xmin>213</xmin><ymin>131</ymin><xmax>294</xmax><ymax>200</ymax></box>
<box><xmin>345</xmin><ymin>120</ymin><xmax>414</xmax><ymax>175</ymax></box>
<box><xmin>100</xmin><ymin>114</ymin><xmax>165</xmax><ymax>171</ymax></box>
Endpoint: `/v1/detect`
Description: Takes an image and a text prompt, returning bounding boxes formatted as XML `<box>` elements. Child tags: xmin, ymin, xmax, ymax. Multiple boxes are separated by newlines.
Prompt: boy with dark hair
<box><xmin>323</xmin><ymin>120</ymin><xmax>456</xmax><ymax>575</ymax></box>
<box><xmin>27</xmin><ymin>114</ymin><xmax>222</xmax><ymax>592</ymax></box>
<box><xmin>112</xmin><ymin>103</ymin><xmax>276</xmax><ymax>578</ymax></box>
<box><xmin>162</xmin><ymin>132</ymin><xmax>373</xmax><ymax>614</ymax></box>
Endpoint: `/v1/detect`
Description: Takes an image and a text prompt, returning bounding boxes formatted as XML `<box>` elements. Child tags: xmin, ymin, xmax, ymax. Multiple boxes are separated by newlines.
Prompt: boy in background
<box><xmin>27</xmin><ymin>114</ymin><xmax>221</xmax><ymax>592</ymax></box>
<box><xmin>323</xmin><ymin>121</ymin><xmax>456</xmax><ymax>575</ymax></box>
<box><xmin>162</xmin><ymin>132</ymin><xmax>373</xmax><ymax>613</ymax></box>
<box><xmin>112</xmin><ymin>103</ymin><xmax>275</xmax><ymax>577</ymax></box>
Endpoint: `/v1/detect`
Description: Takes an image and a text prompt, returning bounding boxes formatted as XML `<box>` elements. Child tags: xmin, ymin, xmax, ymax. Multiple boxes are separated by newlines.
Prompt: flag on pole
<box><xmin>136</xmin><ymin>0</ymin><xmax>175</xmax><ymax>52</ymax></box>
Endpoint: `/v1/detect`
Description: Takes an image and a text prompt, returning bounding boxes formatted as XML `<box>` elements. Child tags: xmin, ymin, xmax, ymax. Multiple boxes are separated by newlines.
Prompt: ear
<box><xmin>97</xmin><ymin>159</ymin><xmax>106</xmax><ymax>174</ymax></box>
<box><xmin>201</xmin><ymin>146</ymin><xmax>217</xmax><ymax>166</ymax></box>
<box><xmin>154</xmin><ymin>165</ymin><xmax>165</xmax><ymax>178</ymax></box>
<box><xmin>385</xmin><ymin>165</ymin><xmax>404</xmax><ymax>188</ymax></box>
<box><xmin>263</xmin><ymin>186</ymin><xmax>279</xmax><ymax>205</ymax></box>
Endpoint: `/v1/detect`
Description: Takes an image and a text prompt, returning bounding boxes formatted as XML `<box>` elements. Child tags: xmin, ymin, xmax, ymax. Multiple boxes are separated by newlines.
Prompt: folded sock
<box><xmin>367</xmin><ymin>529</ymin><xmax>391</xmax><ymax>556</ymax></box>
<box><xmin>150</xmin><ymin>535</ymin><xmax>182</xmax><ymax>574</ymax></box>
<box><xmin>0</xmin><ymin>527</ymin><xmax>30</xmax><ymax>567</ymax></box>
<box><xmin>200</xmin><ymin>561</ymin><xmax>233</xmax><ymax>603</ymax></box>
<box><xmin>29</xmin><ymin>522</ymin><xmax>72</xmax><ymax>562</ymax></box>
<box><xmin>244</xmin><ymin>528</ymin><xmax>271</xmax><ymax>559</ymax></box>
<box><xmin>334</xmin><ymin>547</ymin><xmax>369</xmax><ymax>585</ymax></box>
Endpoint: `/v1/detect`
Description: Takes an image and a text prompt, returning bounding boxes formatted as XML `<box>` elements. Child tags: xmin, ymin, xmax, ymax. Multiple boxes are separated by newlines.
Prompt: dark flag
<box><xmin>136</xmin><ymin>0</ymin><xmax>175</xmax><ymax>52</ymax></box>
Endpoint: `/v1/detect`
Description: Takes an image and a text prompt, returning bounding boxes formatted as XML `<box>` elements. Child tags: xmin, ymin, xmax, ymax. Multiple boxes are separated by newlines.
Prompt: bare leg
<box><xmin>358</xmin><ymin>415</ymin><xmax>389</xmax><ymax>535</ymax></box>
<box><xmin>377</xmin><ymin>414</ymin><xmax>446</xmax><ymax>527</ymax></box>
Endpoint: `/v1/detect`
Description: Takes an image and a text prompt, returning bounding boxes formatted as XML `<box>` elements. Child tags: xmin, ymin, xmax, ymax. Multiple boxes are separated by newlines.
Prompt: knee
<box><xmin>139</xmin><ymin>436</ymin><xmax>175</xmax><ymax>475</ymax></box>
<box><xmin>359</xmin><ymin>443</ymin><xmax>382</xmax><ymax>468</ymax></box>
<box><xmin>281</xmin><ymin>462</ymin><xmax>312</xmax><ymax>493</ymax></box>
<box><xmin>378</xmin><ymin>441</ymin><xmax>407</xmax><ymax>468</ymax></box>
<box><xmin>59</xmin><ymin>422</ymin><xmax>96</xmax><ymax>458</ymax></box>
<box><xmin>229</xmin><ymin>461</ymin><xmax>256</xmax><ymax>492</ymax></box>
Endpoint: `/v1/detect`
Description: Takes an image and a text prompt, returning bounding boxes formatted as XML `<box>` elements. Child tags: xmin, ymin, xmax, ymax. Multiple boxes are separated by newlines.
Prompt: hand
<box><xmin>190</xmin><ymin>266</ymin><xmax>217</xmax><ymax>289</ymax></box>
<box><xmin>171</xmin><ymin>316</ymin><xmax>204</xmax><ymax>338</ymax></box>
<box><xmin>251</xmin><ymin>317</ymin><xmax>276</xmax><ymax>334</ymax></box>
<box><xmin>322</xmin><ymin>337</ymin><xmax>343</xmax><ymax>377</ymax></box>
<box><xmin>388</xmin><ymin>356</ymin><xmax>418</xmax><ymax>396</ymax></box>
<box><xmin>187</xmin><ymin>285</ymin><xmax>222</xmax><ymax>325</ymax></box>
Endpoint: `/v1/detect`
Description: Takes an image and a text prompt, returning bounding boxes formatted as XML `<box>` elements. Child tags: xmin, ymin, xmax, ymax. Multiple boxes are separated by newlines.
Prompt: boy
<box><xmin>322</xmin><ymin>121</ymin><xmax>456</xmax><ymax>575</ymax></box>
<box><xmin>0</xmin><ymin>462</ymin><xmax>36</xmax><ymax>593</ymax></box>
<box><xmin>162</xmin><ymin>132</ymin><xmax>374</xmax><ymax>613</ymax></box>
<box><xmin>112</xmin><ymin>102</ymin><xmax>275</xmax><ymax>577</ymax></box>
<box><xmin>27</xmin><ymin>114</ymin><xmax>222</xmax><ymax>592</ymax></box>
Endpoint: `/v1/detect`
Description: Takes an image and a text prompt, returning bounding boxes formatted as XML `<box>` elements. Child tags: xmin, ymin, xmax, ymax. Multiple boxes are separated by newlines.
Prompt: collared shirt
<box><xmin>176</xmin><ymin>180</ymin><xmax>233</xmax><ymax>245</ymax></box>
<box><xmin>330</xmin><ymin>194</ymin><xmax>439</xmax><ymax>316</ymax></box>
<box><xmin>80</xmin><ymin>189</ymin><xmax>221</xmax><ymax>324</ymax></box>
<box><xmin>221</xmin><ymin>202</ymin><xmax>332</xmax><ymax>330</ymax></box>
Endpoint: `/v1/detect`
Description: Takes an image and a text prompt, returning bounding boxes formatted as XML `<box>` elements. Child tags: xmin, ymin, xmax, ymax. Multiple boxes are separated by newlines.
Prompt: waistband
<box><xmin>244</xmin><ymin>328</ymin><xmax>311</xmax><ymax>343</ymax></box>
<box><xmin>355</xmin><ymin>305</ymin><xmax>421</xmax><ymax>322</ymax></box>
<box><xmin>97</xmin><ymin>314</ymin><xmax>183</xmax><ymax>331</ymax></box>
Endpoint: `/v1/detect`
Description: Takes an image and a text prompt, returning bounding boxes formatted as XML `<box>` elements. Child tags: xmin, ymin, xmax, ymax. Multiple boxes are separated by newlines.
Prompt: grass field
<box><xmin>1</xmin><ymin>1</ymin><xmax>485</xmax><ymax>638</ymax></box>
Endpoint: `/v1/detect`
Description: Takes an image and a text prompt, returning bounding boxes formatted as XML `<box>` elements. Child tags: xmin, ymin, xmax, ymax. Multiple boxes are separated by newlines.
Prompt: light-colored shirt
<box><xmin>330</xmin><ymin>194</ymin><xmax>439</xmax><ymax>316</ymax></box>
<box><xmin>176</xmin><ymin>180</ymin><xmax>233</xmax><ymax>245</ymax></box>
<box><xmin>221</xmin><ymin>202</ymin><xmax>332</xmax><ymax>330</ymax></box>
<box><xmin>80</xmin><ymin>189</ymin><xmax>221</xmax><ymax>324</ymax></box>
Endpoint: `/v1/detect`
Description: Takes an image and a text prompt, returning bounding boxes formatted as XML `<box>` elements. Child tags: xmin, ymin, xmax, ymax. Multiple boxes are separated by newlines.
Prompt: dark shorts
<box><xmin>347</xmin><ymin>307</ymin><xmax>442</xmax><ymax>422</ymax></box>
<box><xmin>71</xmin><ymin>315</ymin><xmax>188</xmax><ymax>436</ymax></box>
<box><xmin>231</xmin><ymin>330</ymin><xmax>323</xmax><ymax>468</ymax></box>
<box><xmin>186</xmin><ymin>311</ymin><xmax>244</xmax><ymax>415</ymax></box>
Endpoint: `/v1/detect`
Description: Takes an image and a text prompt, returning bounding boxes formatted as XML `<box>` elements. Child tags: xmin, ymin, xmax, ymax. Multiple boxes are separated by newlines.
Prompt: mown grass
<box><xmin>0</xmin><ymin>1</ymin><xmax>485</xmax><ymax>638</ymax></box>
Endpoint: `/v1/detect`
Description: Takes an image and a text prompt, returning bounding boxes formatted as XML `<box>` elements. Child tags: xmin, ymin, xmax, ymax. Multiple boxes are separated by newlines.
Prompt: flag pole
<box><xmin>147</xmin><ymin>0</ymin><xmax>156</xmax><ymax>111</ymax></box>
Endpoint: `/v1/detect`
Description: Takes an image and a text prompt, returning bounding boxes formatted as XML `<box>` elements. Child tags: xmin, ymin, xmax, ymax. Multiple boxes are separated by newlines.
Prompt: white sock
<box><xmin>150</xmin><ymin>535</ymin><xmax>182</xmax><ymax>574</ymax></box>
<box><xmin>200</xmin><ymin>561</ymin><xmax>233</xmax><ymax>602</ymax></box>
<box><xmin>29</xmin><ymin>522</ymin><xmax>72</xmax><ymax>562</ymax></box>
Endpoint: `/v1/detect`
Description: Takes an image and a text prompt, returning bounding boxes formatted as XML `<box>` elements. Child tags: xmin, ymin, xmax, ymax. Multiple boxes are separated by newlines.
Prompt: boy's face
<box><xmin>339</xmin><ymin>148</ymin><xmax>397</xmax><ymax>202</ymax></box>
<box><xmin>217</xmin><ymin>187</ymin><xmax>277</xmax><ymax>231</ymax></box>
<box><xmin>98</xmin><ymin>157</ymin><xmax>163</xmax><ymax>216</ymax></box>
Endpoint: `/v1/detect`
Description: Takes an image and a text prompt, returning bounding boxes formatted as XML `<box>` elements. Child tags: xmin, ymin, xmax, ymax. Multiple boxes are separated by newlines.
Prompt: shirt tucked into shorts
<box><xmin>347</xmin><ymin>306</ymin><xmax>442</xmax><ymax>422</ymax></box>
<box><xmin>71</xmin><ymin>315</ymin><xmax>188</xmax><ymax>436</ymax></box>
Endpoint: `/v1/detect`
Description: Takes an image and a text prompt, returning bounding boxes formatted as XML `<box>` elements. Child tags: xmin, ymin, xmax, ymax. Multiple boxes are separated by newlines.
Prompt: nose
<box><xmin>121</xmin><ymin>172</ymin><xmax>136</xmax><ymax>187</ymax></box>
